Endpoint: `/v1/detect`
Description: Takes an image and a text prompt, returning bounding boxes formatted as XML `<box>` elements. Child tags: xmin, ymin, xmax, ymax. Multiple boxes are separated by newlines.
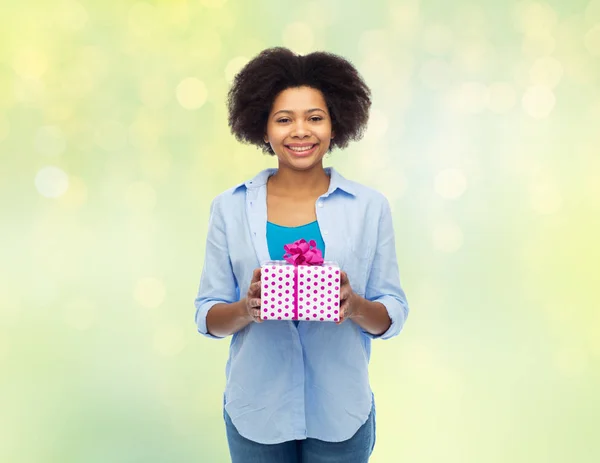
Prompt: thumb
<box><xmin>251</xmin><ymin>267</ymin><xmax>262</xmax><ymax>284</ymax></box>
<box><xmin>340</xmin><ymin>270</ymin><xmax>349</xmax><ymax>285</ymax></box>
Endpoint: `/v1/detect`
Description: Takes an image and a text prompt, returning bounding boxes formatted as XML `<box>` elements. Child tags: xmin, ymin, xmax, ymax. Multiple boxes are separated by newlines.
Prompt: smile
<box><xmin>284</xmin><ymin>144</ymin><xmax>318</xmax><ymax>157</ymax></box>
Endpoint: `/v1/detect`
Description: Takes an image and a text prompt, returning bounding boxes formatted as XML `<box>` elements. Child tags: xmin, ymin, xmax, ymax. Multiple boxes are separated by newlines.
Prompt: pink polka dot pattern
<box><xmin>260</xmin><ymin>261</ymin><xmax>340</xmax><ymax>322</ymax></box>
<box><xmin>260</xmin><ymin>263</ymin><xmax>295</xmax><ymax>321</ymax></box>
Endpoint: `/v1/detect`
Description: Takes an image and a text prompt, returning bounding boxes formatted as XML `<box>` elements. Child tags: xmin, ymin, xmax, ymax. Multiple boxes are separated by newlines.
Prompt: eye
<box><xmin>310</xmin><ymin>116</ymin><xmax>323</xmax><ymax>122</ymax></box>
<box><xmin>277</xmin><ymin>118</ymin><xmax>290</xmax><ymax>123</ymax></box>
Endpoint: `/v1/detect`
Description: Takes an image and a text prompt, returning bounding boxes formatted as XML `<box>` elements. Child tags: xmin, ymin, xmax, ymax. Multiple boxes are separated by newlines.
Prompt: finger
<box><xmin>336</xmin><ymin>304</ymin><xmax>346</xmax><ymax>324</ymax></box>
<box><xmin>341</xmin><ymin>288</ymin><xmax>354</xmax><ymax>305</ymax></box>
<box><xmin>250</xmin><ymin>268</ymin><xmax>262</xmax><ymax>284</ymax></box>
<box><xmin>339</xmin><ymin>300</ymin><xmax>349</xmax><ymax>317</ymax></box>
<box><xmin>248</xmin><ymin>281</ymin><xmax>261</xmax><ymax>297</ymax></box>
<box><xmin>339</xmin><ymin>271</ymin><xmax>349</xmax><ymax>285</ymax></box>
<box><xmin>247</xmin><ymin>298</ymin><xmax>261</xmax><ymax>308</ymax></box>
<box><xmin>251</xmin><ymin>308</ymin><xmax>263</xmax><ymax>323</ymax></box>
<box><xmin>339</xmin><ymin>288</ymin><xmax>350</xmax><ymax>302</ymax></box>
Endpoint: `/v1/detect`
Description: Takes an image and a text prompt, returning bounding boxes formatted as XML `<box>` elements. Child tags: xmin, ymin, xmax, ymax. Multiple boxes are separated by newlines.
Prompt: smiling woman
<box><xmin>194</xmin><ymin>47</ymin><xmax>410</xmax><ymax>463</ymax></box>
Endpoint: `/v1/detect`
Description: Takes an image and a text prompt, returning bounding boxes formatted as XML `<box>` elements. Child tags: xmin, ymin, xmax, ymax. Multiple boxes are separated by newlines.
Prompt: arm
<box><xmin>194</xmin><ymin>196</ymin><xmax>254</xmax><ymax>339</ymax></box>
<box><xmin>205</xmin><ymin>299</ymin><xmax>253</xmax><ymax>338</ymax></box>
<box><xmin>206</xmin><ymin>271</ymin><xmax>263</xmax><ymax>338</ymax></box>
<box><xmin>343</xmin><ymin>197</ymin><xmax>410</xmax><ymax>339</ymax></box>
<box><xmin>349</xmin><ymin>296</ymin><xmax>391</xmax><ymax>337</ymax></box>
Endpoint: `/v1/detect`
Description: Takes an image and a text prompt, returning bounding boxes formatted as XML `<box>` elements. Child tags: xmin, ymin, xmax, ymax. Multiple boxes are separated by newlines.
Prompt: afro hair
<box><xmin>227</xmin><ymin>47</ymin><xmax>372</xmax><ymax>155</ymax></box>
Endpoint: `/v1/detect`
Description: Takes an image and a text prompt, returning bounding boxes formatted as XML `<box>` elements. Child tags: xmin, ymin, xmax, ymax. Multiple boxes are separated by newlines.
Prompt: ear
<box><xmin>331</xmin><ymin>131</ymin><xmax>335</xmax><ymax>139</ymax></box>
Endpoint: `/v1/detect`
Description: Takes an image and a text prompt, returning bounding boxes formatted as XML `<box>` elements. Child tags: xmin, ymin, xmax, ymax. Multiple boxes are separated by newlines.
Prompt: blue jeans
<box><xmin>224</xmin><ymin>405</ymin><xmax>376</xmax><ymax>463</ymax></box>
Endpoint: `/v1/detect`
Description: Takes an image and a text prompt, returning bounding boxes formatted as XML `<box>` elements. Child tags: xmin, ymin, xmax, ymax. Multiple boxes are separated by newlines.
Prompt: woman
<box><xmin>194</xmin><ymin>47</ymin><xmax>410</xmax><ymax>463</ymax></box>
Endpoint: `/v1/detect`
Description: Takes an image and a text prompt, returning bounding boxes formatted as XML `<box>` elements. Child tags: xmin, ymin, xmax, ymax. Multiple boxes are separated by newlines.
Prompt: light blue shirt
<box><xmin>194</xmin><ymin>167</ymin><xmax>409</xmax><ymax>444</ymax></box>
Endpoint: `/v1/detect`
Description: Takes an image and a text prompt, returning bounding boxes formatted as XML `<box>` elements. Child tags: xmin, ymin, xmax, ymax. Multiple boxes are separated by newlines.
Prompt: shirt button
<box><xmin>318</xmin><ymin>202</ymin><xmax>324</xmax><ymax>208</ymax></box>
<box><xmin>323</xmin><ymin>230</ymin><xmax>328</xmax><ymax>235</ymax></box>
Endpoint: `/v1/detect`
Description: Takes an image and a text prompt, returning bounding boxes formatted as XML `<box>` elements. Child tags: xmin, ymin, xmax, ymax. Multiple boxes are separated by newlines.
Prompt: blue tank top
<box><xmin>266</xmin><ymin>221</ymin><xmax>326</xmax><ymax>327</ymax></box>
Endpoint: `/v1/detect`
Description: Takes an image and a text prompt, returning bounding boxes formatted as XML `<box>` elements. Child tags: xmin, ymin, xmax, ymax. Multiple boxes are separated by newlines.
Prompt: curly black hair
<box><xmin>227</xmin><ymin>47</ymin><xmax>372</xmax><ymax>155</ymax></box>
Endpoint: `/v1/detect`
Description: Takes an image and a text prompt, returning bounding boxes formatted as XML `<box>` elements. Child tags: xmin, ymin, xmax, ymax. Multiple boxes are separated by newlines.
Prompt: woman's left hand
<box><xmin>336</xmin><ymin>271</ymin><xmax>360</xmax><ymax>324</ymax></box>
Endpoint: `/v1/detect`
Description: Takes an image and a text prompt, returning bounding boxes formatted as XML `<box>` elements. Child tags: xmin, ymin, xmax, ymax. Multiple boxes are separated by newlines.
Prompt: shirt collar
<box><xmin>232</xmin><ymin>167</ymin><xmax>356</xmax><ymax>197</ymax></box>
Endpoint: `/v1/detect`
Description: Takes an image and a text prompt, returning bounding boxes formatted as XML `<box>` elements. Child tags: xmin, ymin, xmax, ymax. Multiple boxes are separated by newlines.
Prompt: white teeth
<box><xmin>288</xmin><ymin>145</ymin><xmax>315</xmax><ymax>152</ymax></box>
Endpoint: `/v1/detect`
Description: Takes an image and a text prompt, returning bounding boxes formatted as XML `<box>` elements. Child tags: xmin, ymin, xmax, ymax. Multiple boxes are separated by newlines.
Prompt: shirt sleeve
<box><xmin>194</xmin><ymin>195</ymin><xmax>239</xmax><ymax>339</ymax></box>
<box><xmin>362</xmin><ymin>196</ymin><xmax>410</xmax><ymax>340</ymax></box>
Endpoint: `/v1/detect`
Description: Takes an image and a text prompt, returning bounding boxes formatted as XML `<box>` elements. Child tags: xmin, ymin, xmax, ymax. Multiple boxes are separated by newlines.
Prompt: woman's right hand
<box><xmin>245</xmin><ymin>268</ymin><xmax>262</xmax><ymax>323</ymax></box>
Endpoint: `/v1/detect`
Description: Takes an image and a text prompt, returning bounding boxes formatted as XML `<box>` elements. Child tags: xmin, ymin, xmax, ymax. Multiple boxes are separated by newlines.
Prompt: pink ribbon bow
<box><xmin>283</xmin><ymin>239</ymin><xmax>324</xmax><ymax>265</ymax></box>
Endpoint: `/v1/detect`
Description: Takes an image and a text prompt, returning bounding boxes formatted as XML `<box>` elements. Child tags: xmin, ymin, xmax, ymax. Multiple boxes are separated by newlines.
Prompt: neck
<box><xmin>269</xmin><ymin>162</ymin><xmax>330</xmax><ymax>196</ymax></box>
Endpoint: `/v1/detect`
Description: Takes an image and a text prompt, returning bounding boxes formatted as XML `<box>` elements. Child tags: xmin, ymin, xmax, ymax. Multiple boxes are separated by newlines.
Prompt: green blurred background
<box><xmin>1</xmin><ymin>0</ymin><xmax>599</xmax><ymax>461</ymax></box>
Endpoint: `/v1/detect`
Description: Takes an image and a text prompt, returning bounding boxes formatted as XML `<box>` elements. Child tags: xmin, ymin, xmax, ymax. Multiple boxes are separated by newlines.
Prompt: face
<box><xmin>264</xmin><ymin>86</ymin><xmax>335</xmax><ymax>171</ymax></box>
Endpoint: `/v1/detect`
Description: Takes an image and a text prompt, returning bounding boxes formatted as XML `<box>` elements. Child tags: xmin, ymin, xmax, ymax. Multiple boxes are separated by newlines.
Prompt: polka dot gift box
<box><xmin>260</xmin><ymin>239</ymin><xmax>341</xmax><ymax>322</ymax></box>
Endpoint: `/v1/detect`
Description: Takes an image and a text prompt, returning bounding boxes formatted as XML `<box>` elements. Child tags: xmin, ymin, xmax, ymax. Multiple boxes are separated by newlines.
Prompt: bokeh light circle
<box><xmin>12</xmin><ymin>47</ymin><xmax>48</xmax><ymax>79</ymax></box>
<box><xmin>134</xmin><ymin>277</ymin><xmax>166</xmax><ymax>309</ymax></box>
<box><xmin>530</xmin><ymin>56</ymin><xmax>563</xmax><ymax>88</ymax></box>
<box><xmin>35</xmin><ymin>166</ymin><xmax>69</xmax><ymax>198</ymax></box>
<box><xmin>176</xmin><ymin>78</ymin><xmax>207</xmax><ymax>110</ymax></box>
<box><xmin>522</xmin><ymin>85</ymin><xmax>556</xmax><ymax>118</ymax></box>
<box><xmin>435</xmin><ymin>168</ymin><xmax>468</xmax><ymax>200</ymax></box>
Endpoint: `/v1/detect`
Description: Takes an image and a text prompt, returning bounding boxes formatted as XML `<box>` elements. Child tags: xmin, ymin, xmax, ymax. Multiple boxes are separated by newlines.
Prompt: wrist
<box><xmin>239</xmin><ymin>297</ymin><xmax>252</xmax><ymax>321</ymax></box>
<box><xmin>349</xmin><ymin>293</ymin><xmax>365</xmax><ymax>320</ymax></box>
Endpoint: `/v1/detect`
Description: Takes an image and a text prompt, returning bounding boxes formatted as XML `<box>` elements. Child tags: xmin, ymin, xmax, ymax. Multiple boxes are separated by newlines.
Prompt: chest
<box><xmin>227</xmin><ymin>189</ymin><xmax>376</xmax><ymax>298</ymax></box>
<box><xmin>266</xmin><ymin>194</ymin><xmax>320</xmax><ymax>227</ymax></box>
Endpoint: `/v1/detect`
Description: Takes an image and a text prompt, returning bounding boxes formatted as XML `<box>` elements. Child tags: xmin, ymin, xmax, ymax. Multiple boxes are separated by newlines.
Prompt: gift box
<box><xmin>260</xmin><ymin>239</ymin><xmax>341</xmax><ymax>322</ymax></box>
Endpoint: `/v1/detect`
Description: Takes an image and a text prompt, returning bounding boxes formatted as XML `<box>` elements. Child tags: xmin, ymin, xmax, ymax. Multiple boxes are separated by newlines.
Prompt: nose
<box><xmin>291</xmin><ymin>120</ymin><xmax>311</xmax><ymax>138</ymax></box>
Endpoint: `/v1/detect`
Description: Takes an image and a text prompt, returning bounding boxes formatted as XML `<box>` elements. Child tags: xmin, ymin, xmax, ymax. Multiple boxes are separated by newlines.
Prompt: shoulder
<box><xmin>338</xmin><ymin>176</ymin><xmax>390</xmax><ymax>212</ymax></box>
<box><xmin>354</xmin><ymin>181</ymin><xmax>388</xmax><ymax>202</ymax></box>
<box><xmin>209</xmin><ymin>185</ymin><xmax>245</xmax><ymax>212</ymax></box>
<box><xmin>212</xmin><ymin>168</ymin><xmax>275</xmax><ymax>203</ymax></box>
<box><xmin>330</xmin><ymin>167</ymin><xmax>388</xmax><ymax>206</ymax></box>
<box><xmin>209</xmin><ymin>169</ymin><xmax>270</xmax><ymax>211</ymax></box>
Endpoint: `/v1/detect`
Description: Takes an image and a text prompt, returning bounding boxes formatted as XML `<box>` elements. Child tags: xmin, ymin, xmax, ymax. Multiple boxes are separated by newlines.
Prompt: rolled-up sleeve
<box><xmin>363</xmin><ymin>197</ymin><xmax>410</xmax><ymax>340</ymax></box>
<box><xmin>194</xmin><ymin>196</ymin><xmax>238</xmax><ymax>339</ymax></box>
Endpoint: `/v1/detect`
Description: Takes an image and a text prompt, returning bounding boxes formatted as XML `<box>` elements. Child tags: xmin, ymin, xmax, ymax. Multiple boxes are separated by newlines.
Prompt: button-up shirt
<box><xmin>194</xmin><ymin>167</ymin><xmax>409</xmax><ymax>444</ymax></box>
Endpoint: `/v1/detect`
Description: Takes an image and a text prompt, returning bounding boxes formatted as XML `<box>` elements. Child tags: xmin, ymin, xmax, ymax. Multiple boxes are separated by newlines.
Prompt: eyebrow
<box><xmin>272</xmin><ymin>108</ymin><xmax>327</xmax><ymax>117</ymax></box>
